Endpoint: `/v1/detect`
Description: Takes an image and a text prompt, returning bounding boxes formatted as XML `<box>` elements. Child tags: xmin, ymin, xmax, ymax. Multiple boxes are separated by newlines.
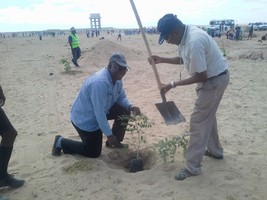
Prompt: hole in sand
<box><xmin>106</xmin><ymin>148</ymin><xmax>156</xmax><ymax>173</ymax></box>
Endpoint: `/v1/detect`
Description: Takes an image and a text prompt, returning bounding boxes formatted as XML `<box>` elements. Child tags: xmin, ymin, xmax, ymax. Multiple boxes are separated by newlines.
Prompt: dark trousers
<box><xmin>61</xmin><ymin>103</ymin><xmax>130</xmax><ymax>158</ymax></box>
<box><xmin>0</xmin><ymin>108</ymin><xmax>15</xmax><ymax>178</ymax></box>
<box><xmin>0</xmin><ymin>108</ymin><xmax>14</xmax><ymax>134</ymax></box>
<box><xmin>0</xmin><ymin>146</ymin><xmax>13</xmax><ymax>178</ymax></box>
<box><xmin>71</xmin><ymin>47</ymin><xmax>81</xmax><ymax>66</ymax></box>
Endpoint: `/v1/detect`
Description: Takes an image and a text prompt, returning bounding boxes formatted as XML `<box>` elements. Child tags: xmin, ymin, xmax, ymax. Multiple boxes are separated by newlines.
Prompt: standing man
<box><xmin>117</xmin><ymin>30</ymin><xmax>122</xmax><ymax>41</ymax></box>
<box><xmin>234</xmin><ymin>25</ymin><xmax>241</xmax><ymax>41</ymax></box>
<box><xmin>0</xmin><ymin>84</ymin><xmax>25</xmax><ymax>189</ymax></box>
<box><xmin>247</xmin><ymin>24</ymin><xmax>253</xmax><ymax>40</ymax></box>
<box><xmin>52</xmin><ymin>53</ymin><xmax>141</xmax><ymax>158</ymax></box>
<box><xmin>148</xmin><ymin>14</ymin><xmax>229</xmax><ymax>180</ymax></box>
<box><xmin>68</xmin><ymin>27</ymin><xmax>81</xmax><ymax>67</ymax></box>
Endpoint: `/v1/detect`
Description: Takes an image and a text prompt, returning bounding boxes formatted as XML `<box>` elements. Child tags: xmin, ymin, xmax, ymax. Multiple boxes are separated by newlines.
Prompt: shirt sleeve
<box><xmin>68</xmin><ymin>35</ymin><xmax>72</xmax><ymax>44</ymax></box>
<box><xmin>188</xmin><ymin>39</ymin><xmax>207</xmax><ymax>74</ymax></box>
<box><xmin>90</xmin><ymin>80</ymin><xmax>113</xmax><ymax>136</ymax></box>
<box><xmin>115</xmin><ymin>81</ymin><xmax>132</xmax><ymax>109</ymax></box>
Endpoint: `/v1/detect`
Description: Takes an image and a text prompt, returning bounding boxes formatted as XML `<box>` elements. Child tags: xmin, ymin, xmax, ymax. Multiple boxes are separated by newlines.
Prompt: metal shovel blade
<box><xmin>155</xmin><ymin>101</ymin><xmax>186</xmax><ymax>125</ymax></box>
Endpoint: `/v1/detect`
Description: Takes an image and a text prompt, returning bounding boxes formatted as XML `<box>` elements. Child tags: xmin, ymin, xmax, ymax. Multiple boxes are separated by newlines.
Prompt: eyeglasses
<box><xmin>163</xmin><ymin>34</ymin><xmax>169</xmax><ymax>40</ymax></box>
<box><xmin>164</xmin><ymin>29</ymin><xmax>175</xmax><ymax>41</ymax></box>
<box><xmin>112</xmin><ymin>62</ymin><xmax>128</xmax><ymax>72</ymax></box>
<box><xmin>118</xmin><ymin>65</ymin><xmax>128</xmax><ymax>72</ymax></box>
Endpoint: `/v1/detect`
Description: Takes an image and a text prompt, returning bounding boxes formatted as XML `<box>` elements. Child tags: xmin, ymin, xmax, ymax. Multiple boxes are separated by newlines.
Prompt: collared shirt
<box><xmin>178</xmin><ymin>25</ymin><xmax>228</xmax><ymax>78</ymax></box>
<box><xmin>70</xmin><ymin>67</ymin><xmax>132</xmax><ymax>136</ymax></box>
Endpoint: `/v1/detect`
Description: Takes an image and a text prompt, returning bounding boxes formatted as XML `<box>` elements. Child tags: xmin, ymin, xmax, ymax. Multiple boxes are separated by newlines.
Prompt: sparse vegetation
<box><xmin>119</xmin><ymin>114</ymin><xmax>152</xmax><ymax>159</ymax></box>
<box><xmin>62</xmin><ymin>160</ymin><xmax>93</xmax><ymax>174</ymax></box>
<box><xmin>154</xmin><ymin>134</ymin><xmax>189</xmax><ymax>163</ymax></box>
<box><xmin>60</xmin><ymin>58</ymin><xmax>71</xmax><ymax>72</ymax></box>
<box><xmin>120</xmin><ymin>114</ymin><xmax>189</xmax><ymax>163</ymax></box>
<box><xmin>221</xmin><ymin>44</ymin><xmax>226</xmax><ymax>56</ymax></box>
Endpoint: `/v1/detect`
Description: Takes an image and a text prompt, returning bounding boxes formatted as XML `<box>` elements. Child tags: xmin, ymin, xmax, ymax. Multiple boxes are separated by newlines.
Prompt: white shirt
<box><xmin>178</xmin><ymin>25</ymin><xmax>228</xmax><ymax>78</ymax></box>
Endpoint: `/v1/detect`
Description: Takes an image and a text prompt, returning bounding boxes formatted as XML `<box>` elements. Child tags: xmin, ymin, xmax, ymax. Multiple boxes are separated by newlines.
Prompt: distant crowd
<box><xmin>0</xmin><ymin>24</ymin><xmax>262</xmax><ymax>42</ymax></box>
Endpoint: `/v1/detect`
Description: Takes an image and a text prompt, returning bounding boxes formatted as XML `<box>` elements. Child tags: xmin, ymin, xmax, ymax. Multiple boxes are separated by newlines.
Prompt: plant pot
<box><xmin>129</xmin><ymin>158</ymin><xmax>143</xmax><ymax>173</ymax></box>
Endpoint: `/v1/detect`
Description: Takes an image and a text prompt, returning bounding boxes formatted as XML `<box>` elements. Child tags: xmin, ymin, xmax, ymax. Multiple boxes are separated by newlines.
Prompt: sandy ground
<box><xmin>0</xmin><ymin>30</ymin><xmax>267</xmax><ymax>200</ymax></box>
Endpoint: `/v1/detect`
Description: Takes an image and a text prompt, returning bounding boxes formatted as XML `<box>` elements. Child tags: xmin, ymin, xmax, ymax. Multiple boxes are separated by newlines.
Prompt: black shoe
<box><xmin>105</xmin><ymin>141</ymin><xmax>128</xmax><ymax>149</ymax></box>
<box><xmin>52</xmin><ymin>135</ymin><xmax>62</xmax><ymax>156</ymax></box>
<box><xmin>204</xmin><ymin>150</ymin><xmax>223</xmax><ymax>159</ymax></box>
<box><xmin>0</xmin><ymin>174</ymin><xmax>25</xmax><ymax>188</ymax></box>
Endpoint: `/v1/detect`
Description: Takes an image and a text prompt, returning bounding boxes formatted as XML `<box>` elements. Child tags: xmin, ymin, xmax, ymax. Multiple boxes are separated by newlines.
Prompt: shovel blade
<box><xmin>155</xmin><ymin>101</ymin><xmax>186</xmax><ymax>125</ymax></box>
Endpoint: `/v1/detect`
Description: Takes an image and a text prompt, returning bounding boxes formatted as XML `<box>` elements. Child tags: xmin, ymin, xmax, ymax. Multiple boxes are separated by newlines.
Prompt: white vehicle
<box><xmin>209</xmin><ymin>19</ymin><xmax>235</xmax><ymax>31</ymax></box>
<box><xmin>249</xmin><ymin>22</ymin><xmax>267</xmax><ymax>31</ymax></box>
<box><xmin>248</xmin><ymin>23</ymin><xmax>258</xmax><ymax>31</ymax></box>
<box><xmin>258</xmin><ymin>22</ymin><xmax>267</xmax><ymax>31</ymax></box>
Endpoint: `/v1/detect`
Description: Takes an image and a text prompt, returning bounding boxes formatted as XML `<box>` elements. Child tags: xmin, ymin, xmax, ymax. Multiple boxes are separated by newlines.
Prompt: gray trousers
<box><xmin>185</xmin><ymin>71</ymin><xmax>230</xmax><ymax>175</ymax></box>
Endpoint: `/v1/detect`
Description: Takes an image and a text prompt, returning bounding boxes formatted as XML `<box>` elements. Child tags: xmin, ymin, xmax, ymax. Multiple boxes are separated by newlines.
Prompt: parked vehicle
<box><xmin>209</xmin><ymin>19</ymin><xmax>235</xmax><ymax>31</ymax></box>
<box><xmin>248</xmin><ymin>22</ymin><xmax>267</xmax><ymax>31</ymax></box>
<box><xmin>248</xmin><ymin>23</ymin><xmax>258</xmax><ymax>30</ymax></box>
<box><xmin>258</xmin><ymin>23</ymin><xmax>267</xmax><ymax>31</ymax></box>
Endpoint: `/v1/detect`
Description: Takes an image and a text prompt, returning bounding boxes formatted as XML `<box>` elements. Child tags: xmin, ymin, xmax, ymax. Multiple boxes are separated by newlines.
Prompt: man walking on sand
<box><xmin>68</xmin><ymin>27</ymin><xmax>81</xmax><ymax>67</ymax></box>
<box><xmin>148</xmin><ymin>14</ymin><xmax>229</xmax><ymax>181</ymax></box>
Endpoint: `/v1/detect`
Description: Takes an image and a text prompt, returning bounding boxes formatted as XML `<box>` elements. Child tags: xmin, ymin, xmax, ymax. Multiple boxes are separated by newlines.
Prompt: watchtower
<box><xmin>89</xmin><ymin>13</ymin><xmax>101</xmax><ymax>31</ymax></box>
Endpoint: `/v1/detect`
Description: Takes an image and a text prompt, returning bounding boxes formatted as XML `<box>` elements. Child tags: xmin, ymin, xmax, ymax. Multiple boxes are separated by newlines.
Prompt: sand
<box><xmin>0</xmin><ymin>30</ymin><xmax>267</xmax><ymax>200</ymax></box>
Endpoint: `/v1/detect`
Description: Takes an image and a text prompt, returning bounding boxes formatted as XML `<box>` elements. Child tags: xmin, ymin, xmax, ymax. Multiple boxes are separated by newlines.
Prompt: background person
<box><xmin>68</xmin><ymin>27</ymin><xmax>81</xmax><ymax>67</ymax></box>
<box><xmin>148</xmin><ymin>14</ymin><xmax>230</xmax><ymax>181</ymax></box>
<box><xmin>117</xmin><ymin>30</ymin><xmax>122</xmax><ymax>41</ymax></box>
<box><xmin>52</xmin><ymin>53</ymin><xmax>141</xmax><ymax>158</ymax></box>
<box><xmin>0</xmin><ymin>84</ymin><xmax>25</xmax><ymax>189</ymax></box>
<box><xmin>235</xmin><ymin>25</ymin><xmax>241</xmax><ymax>41</ymax></box>
<box><xmin>247</xmin><ymin>24</ymin><xmax>253</xmax><ymax>40</ymax></box>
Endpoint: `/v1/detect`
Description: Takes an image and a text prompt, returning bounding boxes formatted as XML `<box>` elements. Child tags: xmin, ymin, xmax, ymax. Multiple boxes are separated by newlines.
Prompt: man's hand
<box><xmin>130</xmin><ymin>106</ymin><xmax>141</xmax><ymax>116</ymax></box>
<box><xmin>107</xmin><ymin>135</ymin><xmax>119</xmax><ymax>148</ymax></box>
<box><xmin>148</xmin><ymin>55</ymin><xmax>161</xmax><ymax>65</ymax></box>
<box><xmin>160</xmin><ymin>83</ymin><xmax>172</xmax><ymax>95</ymax></box>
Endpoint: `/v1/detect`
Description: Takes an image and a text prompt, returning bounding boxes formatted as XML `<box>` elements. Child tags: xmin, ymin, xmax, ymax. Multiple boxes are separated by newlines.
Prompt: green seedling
<box><xmin>119</xmin><ymin>114</ymin><xmax>152</xmax><ymax>159</ymax></box>
<box><xmin>60</xmin><ymin>58</ymin><xmax>71</xmax><ymax>72</ymax></box>
<box><xmin>154</xmin><ymin>134</ymin><xmax>189</xmax><ymax>163</ymax></box>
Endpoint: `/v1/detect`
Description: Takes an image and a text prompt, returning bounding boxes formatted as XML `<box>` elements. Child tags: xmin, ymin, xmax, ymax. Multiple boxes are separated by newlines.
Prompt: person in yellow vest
<box><xmin>68</xmin><ymin>27</ymin><xmax>81</xmax><ymax>67</ymax></box>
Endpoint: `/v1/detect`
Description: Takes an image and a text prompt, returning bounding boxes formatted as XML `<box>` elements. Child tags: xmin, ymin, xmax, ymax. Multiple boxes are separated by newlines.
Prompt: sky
<box><xmin>0</xmin><ymin>0</ymin><xmax>266</xmax><ymax>32</ymax></box>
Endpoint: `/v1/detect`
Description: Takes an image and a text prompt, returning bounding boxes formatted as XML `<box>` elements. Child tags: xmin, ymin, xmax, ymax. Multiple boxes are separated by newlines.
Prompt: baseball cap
<box><xmin>157</xmin><ymin>14</ymin><xmax>183</xmax><ymax>44</ymax></box>
<box><xmin>70</xmin><ymin>27</ymin><xmax>76</xmax><ymax>31</ymax></box>
<box><xmin>109</xmin><ymin>53</ymin><xmax>129</xmax><ymax>69</ymax></box>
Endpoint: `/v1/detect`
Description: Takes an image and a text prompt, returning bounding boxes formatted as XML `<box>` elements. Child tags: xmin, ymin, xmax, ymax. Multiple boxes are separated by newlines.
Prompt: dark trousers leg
<box><xmin>61</xmin><ymin>123</ymin><xmax>102</xmax><ymax>158</ymax></box>
<box><xmin>0</xmin><ymin>146</ymin><xmax>13</xmax><ymax>178</ymax></box>
<box><xmin>0</xmin><ymin>108</ymin><xmax>16</xmax><ymax>178</ymax></box>
<box><xmin>72</xmin><ymin>47</ymin><xmax>81</xmax><ymax>65</ymax></box>
<box><xmin>107</xmin><ymin>103</ymin><xmax>130</xmax><ymax>142</ymax></box>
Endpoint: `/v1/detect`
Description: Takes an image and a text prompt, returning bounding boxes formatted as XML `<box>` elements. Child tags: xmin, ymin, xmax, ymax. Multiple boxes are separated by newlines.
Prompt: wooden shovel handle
<box><xmin>129</xmin><ymin>0</ymin><xmax>162</xmax><ymax>90</ymax></box>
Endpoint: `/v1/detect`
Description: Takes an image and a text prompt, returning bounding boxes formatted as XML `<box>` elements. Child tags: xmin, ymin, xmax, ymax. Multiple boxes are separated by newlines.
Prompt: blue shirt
<box><xmin>70</xmin><ymin>67</ymin><xmax>132</xmax><ymax>136</ymax></box>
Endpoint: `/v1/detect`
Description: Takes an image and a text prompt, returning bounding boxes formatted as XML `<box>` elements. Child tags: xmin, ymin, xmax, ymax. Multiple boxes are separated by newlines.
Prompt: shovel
<box><xmin>129</xmin><ymin>0</ymin><xmax>185</xmax><ymax>125</ymax></box>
